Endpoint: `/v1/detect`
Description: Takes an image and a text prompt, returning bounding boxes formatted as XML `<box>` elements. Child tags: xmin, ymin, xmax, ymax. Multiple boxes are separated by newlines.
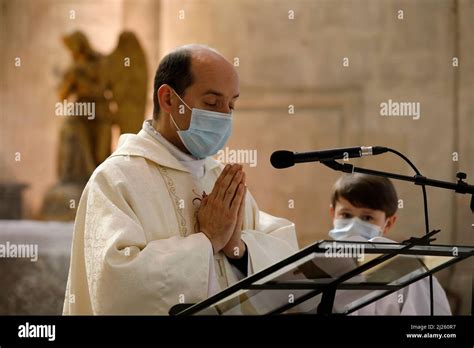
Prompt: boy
<box><xmin>328</xmin><ymin>173</ymin><xmax>451</xmax><ymax>315</ymax></box>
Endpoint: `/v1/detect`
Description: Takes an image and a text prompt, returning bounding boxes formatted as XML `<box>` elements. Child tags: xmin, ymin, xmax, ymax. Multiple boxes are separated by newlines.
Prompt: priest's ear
<box><xmin>157</xmin><ymin>84</ymin><xmax>175</xmax><ymax>114</ymax></box>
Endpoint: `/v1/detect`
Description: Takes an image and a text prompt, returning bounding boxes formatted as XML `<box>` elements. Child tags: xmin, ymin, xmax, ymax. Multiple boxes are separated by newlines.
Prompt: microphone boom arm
<box><xmin>320</xmin><ymin>160</ymin><xmax>474</xmax><ymax>212</ymax></box>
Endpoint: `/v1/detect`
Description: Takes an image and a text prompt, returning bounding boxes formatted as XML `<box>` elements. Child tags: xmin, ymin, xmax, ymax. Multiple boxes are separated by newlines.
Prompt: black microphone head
<box><xmin>270</xmin><ymin>150</ymin><xmax>295</xmax><ymax>169</ymax></box>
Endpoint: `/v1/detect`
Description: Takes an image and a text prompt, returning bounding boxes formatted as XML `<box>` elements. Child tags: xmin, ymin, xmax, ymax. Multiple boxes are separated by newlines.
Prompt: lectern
<box><xmin>171</xmin><ymin>231</ymin><xmax>473</xmax><ymax>315</ymax></box>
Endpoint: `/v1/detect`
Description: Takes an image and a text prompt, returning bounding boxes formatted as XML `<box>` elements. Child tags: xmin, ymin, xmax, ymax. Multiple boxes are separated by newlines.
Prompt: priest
<box><xmin>63</xmin><ymin>44</ymin><xmax>298</xmax><ymax>315</ymax></box>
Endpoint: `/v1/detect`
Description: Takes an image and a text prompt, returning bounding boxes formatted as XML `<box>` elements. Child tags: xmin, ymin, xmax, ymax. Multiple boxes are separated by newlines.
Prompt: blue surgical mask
<box><xmin>169</xmin><ymin>89</ymin><xmax>232</xmax><ymax>159</ymax></box>
<box><xmin>328</xmin><ymin>217</ymin><xmax>384</xmax><ymax>241</ymax></box>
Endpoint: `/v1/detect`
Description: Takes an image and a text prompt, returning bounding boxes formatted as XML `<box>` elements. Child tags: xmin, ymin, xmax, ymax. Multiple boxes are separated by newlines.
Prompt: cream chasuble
<box><xmin>63</xmin><ymin>122</ymin><xmax>299</xmax><ymax>315</ymax></box>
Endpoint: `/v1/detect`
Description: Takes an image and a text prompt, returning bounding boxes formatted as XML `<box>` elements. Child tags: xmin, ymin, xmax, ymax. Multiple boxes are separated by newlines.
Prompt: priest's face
<box><xmin>157</xmin><ymin>49</ymin><xmax>240</xmax><ymax>155</ymax></box>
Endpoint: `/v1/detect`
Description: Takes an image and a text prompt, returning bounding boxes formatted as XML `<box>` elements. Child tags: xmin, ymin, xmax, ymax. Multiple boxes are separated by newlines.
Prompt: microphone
<box><xmin>270</xmin><ymin>146</ymin><xmax>388</xmax><ymax>169</ymax></box>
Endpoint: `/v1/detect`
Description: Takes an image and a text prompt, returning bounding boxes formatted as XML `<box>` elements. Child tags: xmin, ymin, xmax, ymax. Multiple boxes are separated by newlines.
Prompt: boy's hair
<box><xmin>331</xmin><ymin>173</ymin><xmax>398</xmax><ymax>217</ymax></box>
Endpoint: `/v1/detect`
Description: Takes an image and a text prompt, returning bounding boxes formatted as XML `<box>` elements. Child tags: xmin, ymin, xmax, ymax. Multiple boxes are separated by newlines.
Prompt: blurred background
<box><xmin>0</xmin><ymin>0</ymin><xmax>473</xmax><ymax>314</ymax></box>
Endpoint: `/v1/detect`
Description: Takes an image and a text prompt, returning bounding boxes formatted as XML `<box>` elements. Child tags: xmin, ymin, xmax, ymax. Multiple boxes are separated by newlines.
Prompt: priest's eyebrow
<box><xmin>202</xmin><ymin>89</ymin><xmax>240</xmax><ymax>99</ymax></box>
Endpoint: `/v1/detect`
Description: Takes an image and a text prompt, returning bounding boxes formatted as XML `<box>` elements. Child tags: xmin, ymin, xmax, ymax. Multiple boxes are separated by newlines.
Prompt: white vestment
<box><xmin>344</xmin><ymin>236</ymin><xmax>452</xmax><ymax>315</ymax></box>
<box><xmin>63</xmin><ymin>124</ymin><xmax>298</xmax><ymax>315</ymax></box>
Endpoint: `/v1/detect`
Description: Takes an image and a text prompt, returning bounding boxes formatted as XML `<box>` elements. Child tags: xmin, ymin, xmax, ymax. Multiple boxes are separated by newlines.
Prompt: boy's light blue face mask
<box><xmin>169</xmin><ymin>88</ymin><xmax>232</xmax><ymax>159</ymax></box>
<box><xmin>328</xmin><ymin>217</ymin><xmax>385</xmax><ymax>241</ymax></box>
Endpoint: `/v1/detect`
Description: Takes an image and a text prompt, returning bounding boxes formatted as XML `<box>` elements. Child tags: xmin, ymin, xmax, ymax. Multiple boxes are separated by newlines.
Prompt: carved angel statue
<box><xmin>41</xmin><ymin>30</ymin><xmax>147</xmax><ymax>220</ymax></box>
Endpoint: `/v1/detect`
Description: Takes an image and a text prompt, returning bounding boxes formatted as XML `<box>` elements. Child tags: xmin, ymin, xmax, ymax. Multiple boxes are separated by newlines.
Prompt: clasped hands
<box><xmin>196</xmin><ymin>164</ymin><xmax>246</xmax><ymax>259</ymax></box>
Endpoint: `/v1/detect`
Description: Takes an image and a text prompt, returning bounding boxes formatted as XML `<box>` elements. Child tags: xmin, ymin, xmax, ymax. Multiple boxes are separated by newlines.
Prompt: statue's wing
<box><xmin>106</xmin><ymin>31</ymin><xmax>148</xmax><ymax>133</ymax></box>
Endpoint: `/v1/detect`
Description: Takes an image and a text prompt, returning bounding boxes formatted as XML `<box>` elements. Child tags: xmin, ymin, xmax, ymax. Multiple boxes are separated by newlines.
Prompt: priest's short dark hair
<box><xmin>152</xmin><ymin>47</ymin><xmax>194</xmax><ymax>120</ymax></box>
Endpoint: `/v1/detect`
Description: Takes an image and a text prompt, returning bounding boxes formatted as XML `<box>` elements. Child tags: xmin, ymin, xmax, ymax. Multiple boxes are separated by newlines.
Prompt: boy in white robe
<box><xmin>328</xmin><ymin>173</ymin><xmax>452</xmax><ymax>315</ymax></box>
